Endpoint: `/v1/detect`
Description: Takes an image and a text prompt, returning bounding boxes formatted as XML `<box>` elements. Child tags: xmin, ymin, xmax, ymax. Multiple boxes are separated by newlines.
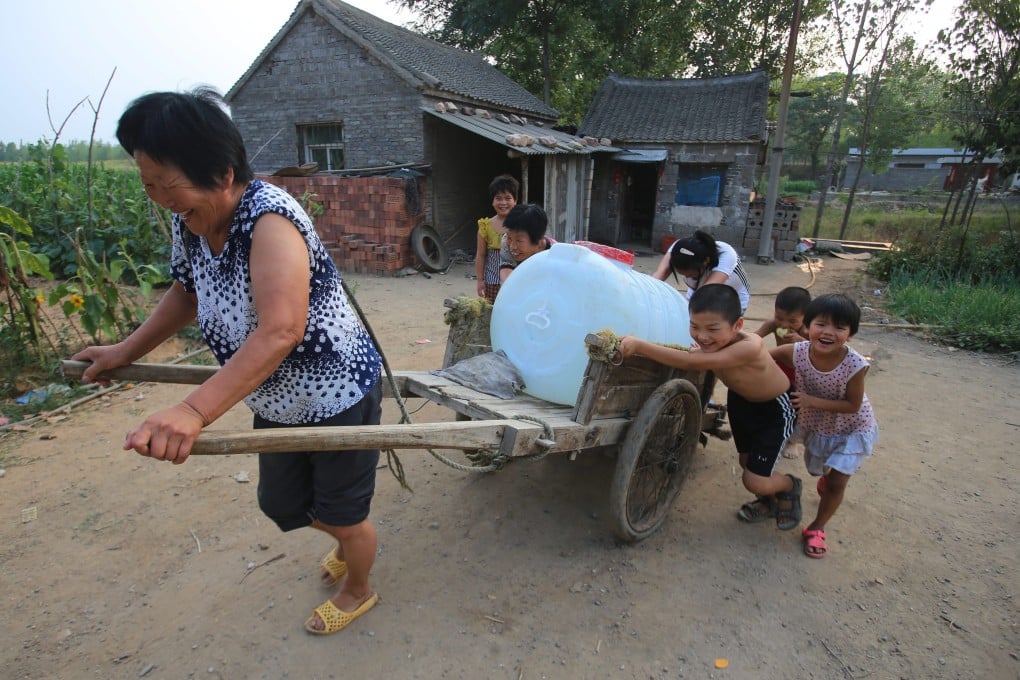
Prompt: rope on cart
<box><xmin>587</xmin><ymin>328</ymin><xmax>690</xmax><ymax>365</ymax></box>
<box><xmin>341</xmin><ymin>279</ymin><xmax>411</xmax><ymax>491</ymax></box>
<box><xmin>342</xmin><ymin>281</ymin><xmax>510</xmax><ymax>478</ymax></box>
<box><xmin>509</xmin><ymin>414</ymin><xmax>557</xmax><ymax>461</ymax></box>
<box><xmin>436</xmin><ymin>447</ymin><xmax>507</xmax><ymax>473</ymax></box>
<box><xmin>443</xmin><ymin>296</ymin><xmax>492</xmax><ymax>360</ymax></box>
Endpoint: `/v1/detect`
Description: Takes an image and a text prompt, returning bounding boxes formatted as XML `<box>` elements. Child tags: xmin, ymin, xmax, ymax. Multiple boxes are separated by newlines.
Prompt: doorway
<box><xmin>618</xmin><ymin>161</ymin><xmax>660</xmax><ymax>247</ymax></box>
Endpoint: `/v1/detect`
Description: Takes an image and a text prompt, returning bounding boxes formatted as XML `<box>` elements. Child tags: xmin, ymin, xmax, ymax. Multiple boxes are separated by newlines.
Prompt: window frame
<box><xmin>297</xmin><ymin>122</ymin><xmax>345</xmax><ymax>172</ymax></box>
<box><xmin>674</xmin><ymin>164</ymin><xmax>727</xmax><ymax>207</ymax></box>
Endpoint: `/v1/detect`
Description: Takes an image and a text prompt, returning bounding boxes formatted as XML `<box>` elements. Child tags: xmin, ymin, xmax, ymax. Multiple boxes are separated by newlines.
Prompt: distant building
<box><xmin>225</xmin><ymin>0</ymin><xmax>615</xmax><ymax>262</ymax></box>
<box><xmin>840</xmin><ymin>148</ymin><xmax>1002</xmax><ymax>192</ymax></box>
<box><xmin>579</xmin><ymin>71</ymin><xmax>769</xmax><ymax>253</ymax></box>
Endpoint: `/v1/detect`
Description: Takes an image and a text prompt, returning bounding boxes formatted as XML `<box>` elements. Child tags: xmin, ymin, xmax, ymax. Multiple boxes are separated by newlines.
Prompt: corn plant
<box><xmin>0</xmin><ymin>206</ymin><xmax>55</xmax><ymax>363</ymax></box>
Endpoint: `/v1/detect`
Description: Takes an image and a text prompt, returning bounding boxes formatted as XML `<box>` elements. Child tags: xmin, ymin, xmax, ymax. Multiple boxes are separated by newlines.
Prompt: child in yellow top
<box><xmin>475</xmin><ymin>174</ymin><xmax>519</xmax><ymax>302</ymax></box>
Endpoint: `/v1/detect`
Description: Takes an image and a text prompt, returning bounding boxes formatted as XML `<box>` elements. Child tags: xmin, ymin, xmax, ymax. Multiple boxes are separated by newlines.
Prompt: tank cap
<box><xmin>572</xmin><ymin>241</ymin><xmax>635</xmax><ymax>267</ymax></box>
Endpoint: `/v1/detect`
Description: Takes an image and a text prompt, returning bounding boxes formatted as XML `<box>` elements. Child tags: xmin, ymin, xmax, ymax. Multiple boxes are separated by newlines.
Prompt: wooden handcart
<box><xmin>61</xmin><ymin>299</ymin><xmax>726</xmax><ymax>543</ymax></box>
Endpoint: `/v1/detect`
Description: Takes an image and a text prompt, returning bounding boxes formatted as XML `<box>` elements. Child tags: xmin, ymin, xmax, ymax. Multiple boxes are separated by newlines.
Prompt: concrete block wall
<box><xmin>742</xmin><ymin>198</ymin><xmax>801</xmax><ymax>262</ymax></box>
<box><xmin>651</xmin><ymin>143</ymin><xmax>760</xmax><ymax>252</ymax></box>
<box><xmin>264</xmin><ymin>174</ymin><xmax>426</xmax><ymax>276</ymax></box>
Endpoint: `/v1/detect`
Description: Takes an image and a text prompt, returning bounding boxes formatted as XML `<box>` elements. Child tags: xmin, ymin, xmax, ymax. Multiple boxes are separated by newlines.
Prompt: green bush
<box><xmin>869</xmin><ymin>216</ymin><xmax>1019</xmax><ymax>353</ymax></box>
<box><xmin>869</xmin><ymin>227</ymin><xmax>1020</xmax><ymax>285</ymax></box>
<box><xmin>780</xmin><ymin>179</ymin><xmax>818</xmax><ymax>196</ymax></box>
<box><xmin>886</xmin><ymin>271</ymin><xmax>1020</xmax><ymax>352</ymax></box>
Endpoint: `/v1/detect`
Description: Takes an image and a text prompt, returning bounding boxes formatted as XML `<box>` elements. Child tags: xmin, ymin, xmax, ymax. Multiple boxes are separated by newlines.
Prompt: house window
<box><xmin>675</xmin><ymin>165</ymin><xmax>726</xmax><ymax>207</ymax></box>
<box><xmin>298</xmin><ymin>123</ymin><xmax>345</xmax><ymax>171</ymax></box>
<box><xmin>893</xmin><ymin>162</ymin><xmax>925</xmax><ymax>169</ymax></box>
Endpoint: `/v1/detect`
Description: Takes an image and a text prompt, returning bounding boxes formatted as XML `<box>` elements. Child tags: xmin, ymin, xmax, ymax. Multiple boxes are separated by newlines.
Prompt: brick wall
<box><xmin>264</xmin><ymin>174</ymin><xmax>426</xmax><ymax>276</ymax></box>
<box><xmin>742</xmin><ymin>198</ymin><xmax>801</xmax><ymax>262</ymax></box>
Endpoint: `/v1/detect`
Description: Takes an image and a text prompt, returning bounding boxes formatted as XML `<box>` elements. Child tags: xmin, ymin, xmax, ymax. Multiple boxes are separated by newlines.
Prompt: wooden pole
<box><xmin>62</xmin><ymin>360</ymin><xmax>217</xmax><ymax>385</ymax></box>
<box><xmin>758</xmin><ymin>0</ymin><xmax>803</xmax><ymax>264</ymax></box>
<box><xmin>189</xmin><ymin>420</ymin><xmax>520</xmax><ymax>455</ymax></box>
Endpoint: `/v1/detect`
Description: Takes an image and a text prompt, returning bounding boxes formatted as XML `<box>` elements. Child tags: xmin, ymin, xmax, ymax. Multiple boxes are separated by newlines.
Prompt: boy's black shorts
<box><xmin>255</xmin><ymin>384</ymin><xmax>383</xmax><ymax>531</ymax></box>
<box><xmin>727</xmin><ymin>388</ymin><xmax>795</xmax><ymax>477</ymax></box>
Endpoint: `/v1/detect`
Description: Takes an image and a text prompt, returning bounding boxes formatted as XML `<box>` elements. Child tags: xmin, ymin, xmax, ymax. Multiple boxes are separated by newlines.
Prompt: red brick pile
<box><xmin>263</xmin><ymin>174</ymin><xmax>425</xmax><ymax>276</ymax></box>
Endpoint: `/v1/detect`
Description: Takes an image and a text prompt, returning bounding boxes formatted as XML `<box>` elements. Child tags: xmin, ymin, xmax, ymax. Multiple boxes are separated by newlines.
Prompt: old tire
<box><xmin>411</xmin><ymin>225</ymin><xmax>450</xmax><ymax>273</ymax></box>
<box><xmin>609</xmin><ymin>378</ymin><xmax>701</xmax><ymax>543</ymax></box>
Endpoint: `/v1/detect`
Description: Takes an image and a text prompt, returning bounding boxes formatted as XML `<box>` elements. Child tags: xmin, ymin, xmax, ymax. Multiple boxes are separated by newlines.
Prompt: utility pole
<box><xmin>757</xmin><ymin>0</ymin><xmax>803</xmax><ymax>264</ymax></box>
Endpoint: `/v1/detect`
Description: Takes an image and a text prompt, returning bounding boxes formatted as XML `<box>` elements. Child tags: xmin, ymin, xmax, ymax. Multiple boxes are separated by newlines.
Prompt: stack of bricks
<box><xmin>741</xmin><ymin>198</ymin><xmax>801</xmax><ymax>262</ymax></box>
<box><xmin>263</xmin><ymin>174</ymin><xmax>425</xmax><ymax>276</ymax></box>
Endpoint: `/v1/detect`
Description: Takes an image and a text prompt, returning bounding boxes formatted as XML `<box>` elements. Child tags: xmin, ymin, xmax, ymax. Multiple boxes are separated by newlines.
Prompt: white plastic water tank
<box><xmin>491</xmin><ymin>242</ymin><xmax>693</xmax><ymax>405</ymax></box>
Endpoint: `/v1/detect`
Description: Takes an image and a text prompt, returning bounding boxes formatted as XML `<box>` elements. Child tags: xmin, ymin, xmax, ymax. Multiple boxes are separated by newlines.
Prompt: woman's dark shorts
<box><xmin>255</xmin><ymin>384</ymin><xmax>382</xmax><ymax>531</ymax></box>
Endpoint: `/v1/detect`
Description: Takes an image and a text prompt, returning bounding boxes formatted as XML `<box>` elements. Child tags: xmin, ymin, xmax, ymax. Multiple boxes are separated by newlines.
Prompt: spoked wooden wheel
<box><xmin>610</xmin><ymin>379</ymin><xmax>702</xmax><ymax>542</ymax></box>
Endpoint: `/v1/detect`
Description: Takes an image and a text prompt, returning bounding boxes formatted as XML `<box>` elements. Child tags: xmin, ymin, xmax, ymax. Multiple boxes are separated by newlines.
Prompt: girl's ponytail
<box><xmin>692</xmin><ymin>230</ymin><xmax>720</xmax><ymax>268</ymax></box>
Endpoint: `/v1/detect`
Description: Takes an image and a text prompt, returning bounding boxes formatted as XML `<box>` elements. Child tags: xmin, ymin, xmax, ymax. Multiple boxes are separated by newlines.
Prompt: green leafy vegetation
<box><xmin>0</xmin><ymin>143</ymin><xmax>172</xmax><ymax>401</ymax></box>
<box><xmin>0</xmin><ymin>142</ymin><xmax>170</xmax><ymax>278</ymax></box>
<box><xmin>779</xmin><ymin>179</ymin><xmax>818</xmax><ymax>197</ymax></box>
<box><xmin>884</xmin><ymin>271</ymin><xmax>1020</xmax><ymax>352</ymax></box>
<box><xmin>868</xmin><ymin>216</ymin><xmax>1019</xmax><ymax>353</ymax></box>
<box><xmin>0</xmin><ymin>139</ymin><xmax>129</xmax><ymax>163</ymax></box>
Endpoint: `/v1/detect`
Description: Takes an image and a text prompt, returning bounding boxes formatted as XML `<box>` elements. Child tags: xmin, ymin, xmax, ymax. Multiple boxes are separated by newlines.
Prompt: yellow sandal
<box><xmin>305</xmin><ymin>593</ymin><xmax>378</xmax><ymax>635</ymax></box>
<box><xmin>320</xmin><ymin>547</ymin><xmax>347</xmax><ymax>587</ymax></box>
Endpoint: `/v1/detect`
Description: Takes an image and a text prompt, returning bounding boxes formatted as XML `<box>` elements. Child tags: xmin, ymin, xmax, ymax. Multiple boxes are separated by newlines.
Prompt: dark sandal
<box><xmin>775</xmin><ymin>474</ymin><xmax>803</xmax><ymax>531</ymax></box>
<box><xmin>737</xmin><ymin>497</ymin><xmax>777</xmax><ymax>523</ymax></box>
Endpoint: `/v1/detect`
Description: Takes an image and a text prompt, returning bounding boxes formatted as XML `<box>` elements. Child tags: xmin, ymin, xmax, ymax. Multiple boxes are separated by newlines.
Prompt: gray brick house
<box><xmin>225</xmin><ymin>0</ymin><xmax>614</xmax><ymax>249</ymax></box>
<box><xmin>579</xmin><ymin>72</ymin><xmax>769</xmax><ymax>253</ymax></box>
<box><xmin>840</xmin><ymin>148</ymin><xmax>1003</xmax><ymax>192</ymax></box>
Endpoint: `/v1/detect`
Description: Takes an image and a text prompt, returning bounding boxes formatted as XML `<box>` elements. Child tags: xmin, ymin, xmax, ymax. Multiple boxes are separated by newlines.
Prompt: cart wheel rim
<box><xmin>609</xmin><ymin>379</ymin><xmax>702</xmax><ymax>542</ymax></box>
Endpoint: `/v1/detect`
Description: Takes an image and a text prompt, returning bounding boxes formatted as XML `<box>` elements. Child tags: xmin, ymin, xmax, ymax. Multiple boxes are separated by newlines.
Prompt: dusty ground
<box><xmin>1</xmin><ymin>253</ymin><xmax>1017</xmax><ymax>680</ymax></box>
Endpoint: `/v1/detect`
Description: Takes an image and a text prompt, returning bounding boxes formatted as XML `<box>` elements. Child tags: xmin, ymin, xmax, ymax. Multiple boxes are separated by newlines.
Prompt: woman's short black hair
<box><xmin>670</xmin><ymin>230</ymin><xmax>719</xmax><ymax>273</ymax></box>
<box><xmin>488</xmin><ymin>174</ymin><xmax>520</xmax><ymax>201</ymax></box>
<box><xmin>804</xmin><ymin>293</ymin><xmax>861</xmax><ymax>336</ymax></box>
<box><xmin>116</xmin><ymin>87</ymin><xmax>254</xmax><ymax>189</ymax></box>
<box><xmin>503</xmin><ymin>204</ymin><xmax>547</xmax><ymax>244</ymax></box>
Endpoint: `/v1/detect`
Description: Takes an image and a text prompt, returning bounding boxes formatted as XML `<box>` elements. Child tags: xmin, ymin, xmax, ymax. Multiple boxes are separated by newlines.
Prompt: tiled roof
<box><xmin>423</xmin><ymin>107</ymin><xmax>618</xmax><ymax>155</ymax></box>
<box><xmin>579</xmin><ymin>72</ymin><xmax>769</xmax><ymax>143</ymax></box>
<box><xmin>227</xmin><ymin>0</ymin><xmax>558</xmax><ymax>120</ymax></box>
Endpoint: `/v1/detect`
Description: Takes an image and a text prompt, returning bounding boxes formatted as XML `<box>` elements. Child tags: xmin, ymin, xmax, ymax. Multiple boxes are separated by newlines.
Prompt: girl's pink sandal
<box><xmin>802</xmin><ymin>528</ymin><xmax>828</xmax><ymax>558</ymax></box>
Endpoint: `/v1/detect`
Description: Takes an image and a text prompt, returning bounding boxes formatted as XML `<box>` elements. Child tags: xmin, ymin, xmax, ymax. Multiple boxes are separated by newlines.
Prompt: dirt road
<box><xmin>1</xmin><ymin>254</ymin><xmax>1017</xmax><ymax>679</ymax></box>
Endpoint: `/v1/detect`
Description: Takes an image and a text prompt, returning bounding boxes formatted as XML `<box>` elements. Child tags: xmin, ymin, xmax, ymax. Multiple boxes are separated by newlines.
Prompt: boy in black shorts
<box><xmin>619</xmin><ymin>284</ymin><xmax>802</xmax><ymax>530</ymax></box>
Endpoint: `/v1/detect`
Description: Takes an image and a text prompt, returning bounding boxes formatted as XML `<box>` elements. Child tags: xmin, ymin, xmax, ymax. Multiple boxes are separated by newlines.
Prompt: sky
<box><xmin>1</xmin><ymin>0</ymin><xmax>418</xmax><ymax>144</ymax></box>
<box><xmin>1</xmin><ymin>0</ymin><xmax>960</xmax><ymax>146</ymax></box>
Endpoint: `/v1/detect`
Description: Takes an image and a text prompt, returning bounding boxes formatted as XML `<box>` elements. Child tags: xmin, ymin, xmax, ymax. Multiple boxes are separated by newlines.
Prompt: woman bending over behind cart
<box><xmin>652</xmin><ymin>230</ymin><xmax>751</xmax><ymax>314</ymax></box>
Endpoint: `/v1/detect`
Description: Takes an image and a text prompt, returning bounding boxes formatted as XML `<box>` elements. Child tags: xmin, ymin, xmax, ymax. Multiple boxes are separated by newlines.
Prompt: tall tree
<box><xmin>811</xmin><ymin>0</ymin><xmax>883</xmax><ymax>237</ymax></box>
<box><xmin>785</xmin><ymin>72</ymin><xmax>854</xmax><ymax>177</ymax></box>
<box><xmin>400</xmin><ymin>0</ymin><xmax>825</xmax><ymax>124</ymax></box>
<box><xmin>837</xmin><ymin>0</ymin><xmax>920</xmax><ymax>239</ymax></box>
<box><xmin>938</xmin><ymin>0</ymin><xmax>1020</xmax><ymax>227</ymax></box>
<box><xmin>934</xmin><ymin>0</ymin><xmax>1019</xmax><ymax>274</ymax></box>
<box><xmin>688</xmin><ymin>0</ymin><xmax>827</xmax><ymax>78</ymax></box>
<box><xmin>854</xmin><ymin>40</ymin><xmax>939</xmax><ymax>174</ymax></box>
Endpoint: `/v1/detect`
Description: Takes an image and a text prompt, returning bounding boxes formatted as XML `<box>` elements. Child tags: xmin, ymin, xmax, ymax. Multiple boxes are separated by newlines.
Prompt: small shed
<box><xmin>225</xmin><ymin>0</ymin><xmax>615</xmax><ymax>267</ymax></box>
<box><xmin>579</xmin><ymin>72</ymin><xmax>769</xmax><ymax>252</ymax></box>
